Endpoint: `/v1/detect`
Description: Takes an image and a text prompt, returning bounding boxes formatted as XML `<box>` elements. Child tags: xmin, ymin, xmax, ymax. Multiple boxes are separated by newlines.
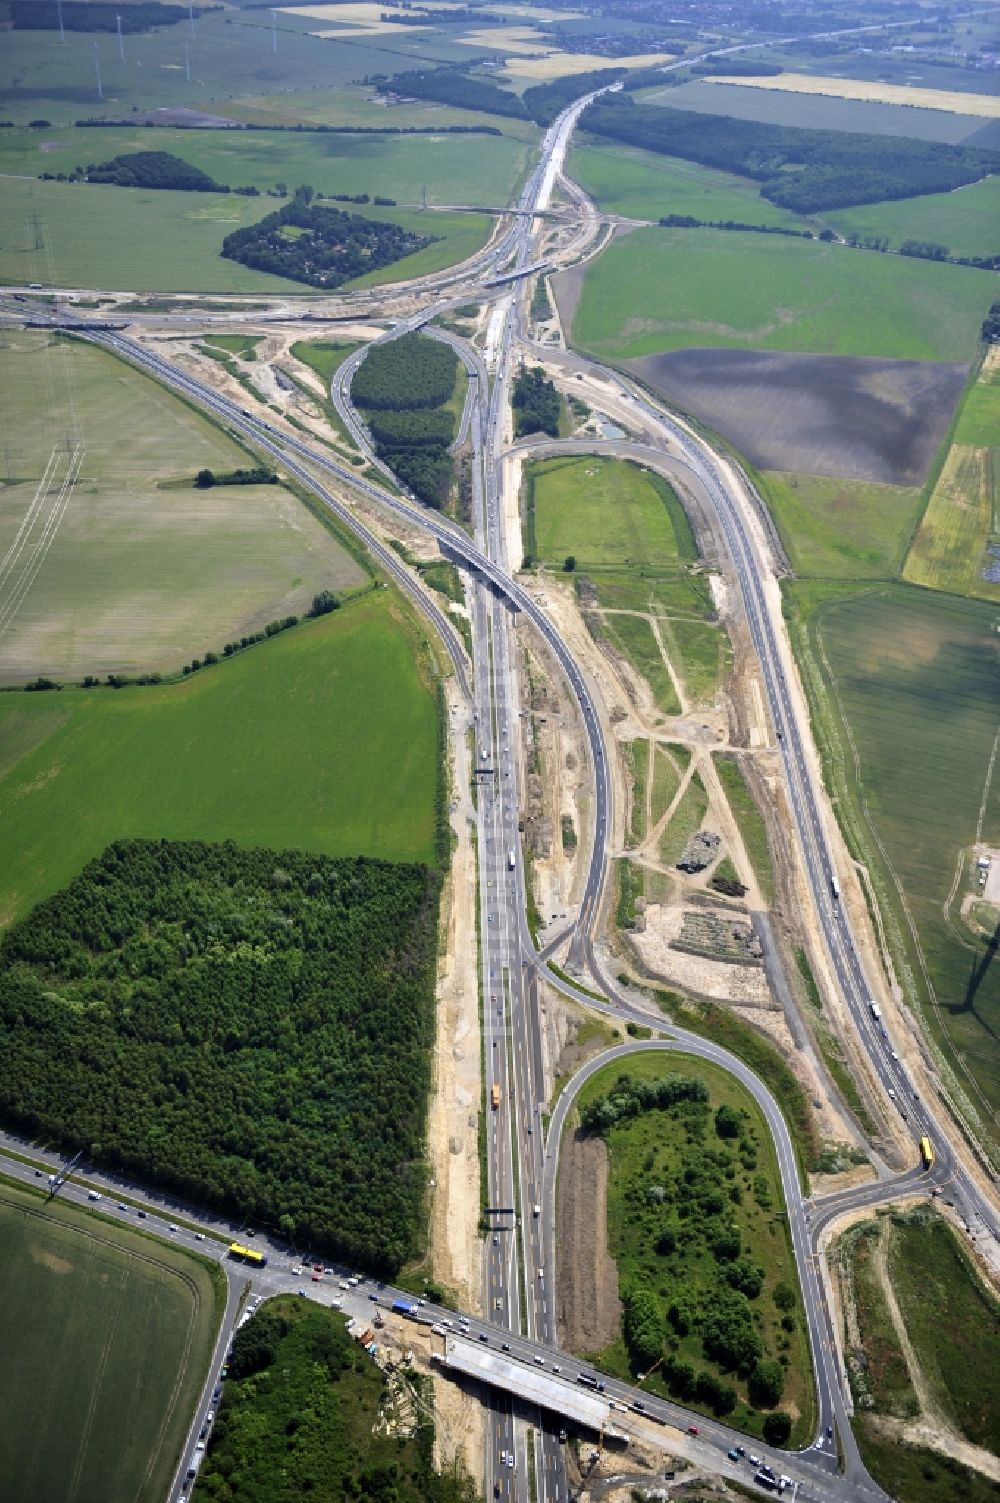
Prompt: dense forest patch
<box><xmin>200</xmin><ymin>1297</ymin><xmax>478</xmax><ymax>1503</ymax></box>
<box><xmin>354</xmin><ymin>332</ymin><xmax>461</xmax><ymax>508</ymax></box>
<box><xmin>83</xmin><ymin>150</ymin><xmax>225</xmax><ymax>192</ymax></box>
<box><xmin>0</xmin><ymin>839</ymin><xmax>441</xmax><ymax>1272</ymax></box>
<box><xmin>582</xmin><ymin>97</ymin><xmax>999</xmax><ymax>212</ymax></box>
<box><xmin>222</xmin><ymin>193</ymin><xmax>435</xmax><ymax>290</ymax></box>
<box><xmin>513</xmin><ymin>366</ymin><xmax>560</xmax><ymax>439</ymax></box>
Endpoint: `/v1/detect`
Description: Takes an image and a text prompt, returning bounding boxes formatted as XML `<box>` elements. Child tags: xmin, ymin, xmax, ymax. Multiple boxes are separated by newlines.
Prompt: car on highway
<box><xmin>687</xmin><ymin>1425</ymin><xmax>699</xmax><ymax>1436</ymax></box>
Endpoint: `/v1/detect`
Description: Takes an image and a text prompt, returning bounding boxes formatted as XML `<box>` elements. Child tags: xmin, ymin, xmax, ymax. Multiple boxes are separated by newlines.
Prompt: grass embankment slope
<box><xmin>836</xmin><ymin>1208</ymin><xmax>999</xmax><ymax>1503</ymax></box>
<box><xmin>572</xmin><ymin>227</ymin><xmax>994</xmax><ymax>361</ymax></box>
<box><xmin>574</xmin><ymin>1052</ymin><xmax>814</xmax><ymax>1446</ymax></box>
<box><xmin>0</xmin><ymin>590</ymin><xmax>440</xmax><ymax>926</ymax></box>
<box><xmin>0</xmin><ymin>1179</ymin><xmax>222</xmax><ymax>1503</ymax></box>
<box><xmin>0</xmin><ymin>333</ymin><xmax>366</xmax><ymax>682</ymax></box>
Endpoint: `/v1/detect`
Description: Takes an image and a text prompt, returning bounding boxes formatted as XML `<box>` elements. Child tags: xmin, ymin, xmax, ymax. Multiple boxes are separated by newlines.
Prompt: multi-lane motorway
<box><xmin>3</xmin><ymin>26</ymin><xmax>997</xmax><ymax>1499</ymax></box>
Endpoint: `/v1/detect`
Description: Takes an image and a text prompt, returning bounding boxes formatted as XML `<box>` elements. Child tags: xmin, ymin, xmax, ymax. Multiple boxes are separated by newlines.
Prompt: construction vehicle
<box><xmin>491</xmin><ymin>1083</ymin><xmax>501</xmax><ymax>1110</ymax></box>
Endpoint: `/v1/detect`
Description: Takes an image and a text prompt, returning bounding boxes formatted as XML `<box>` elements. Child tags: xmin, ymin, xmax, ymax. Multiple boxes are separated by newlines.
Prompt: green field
<box><xmin>525</xmin><ymin>454</ymin><xmax>689</xmax><ymax>570</ymax></box>
<box><xmin>759</xmin><ymin>472</ymin><xmax>925</xmax><ymax>580</ymax></box>
<box><xmin>0</xmin><ymin>1179</ymin><xmax>221</xmax><ymax>1503</ymax></box>
<box><xmin>660</xmin><ymin>616</ymin><xmax>729</xmax><ymax>704</ymax></box>
<box><xmin>575</xmin><ymin>1050</ymin><xmax>814</xmax><ymax>1445</ymax></box>
<box><xmin>0</xmin><ymin>176</ymin><xmax>491</xmax><ymax>291</ymax></box>
<box><xmin>953</xmin><ymin>369</ymin><xmax>1000</xmax><ymax>448</ymax></box>
<box><xmin>216</xmin><ymin>83</ymin><xmax>540</xmax><ymax>141</ymax></box>
<box><xmin>572</xmin><ymin>226</ymin><xmax>995</xmax><ymax>361</ymax></box>
<box><xmin>0</xmin><ymin>12</ymin><xmax>465</xmax><ymax>125</ymax></box>
<box><xmin>0</xmin><ymin>332</ymin><xmax>366</xmax><ymax>681</ymax></box>
<box><xmin>0</xmin><ymin>590</ymin><xmax>440</xmax><ymax>926</ymax></box>
<box><xmin>568</xmin><ymin>142</ymin><xmax>805</xmax><ymax>226</ymax></box>
<box><xmin>828</xmin><ymin>176</ymin><xmax>1000</xmax><ymax>261</ymax></box>
<box><xmin>789</xmin><ymin>583</ymin><xmax>1000</xmax><ymax>1149</ymax></box>
<box><xmin>0</xmin><ymin>123</ymin><xmax>531</xmax><ymax>208</ymax></box>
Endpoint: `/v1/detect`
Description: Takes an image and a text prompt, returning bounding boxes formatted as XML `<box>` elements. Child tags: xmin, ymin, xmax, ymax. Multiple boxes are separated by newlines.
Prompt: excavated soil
<box><xmin>556</xmin><ymin>1129</ymin><xmax>622</xmax><ymax>1355</ymax></box>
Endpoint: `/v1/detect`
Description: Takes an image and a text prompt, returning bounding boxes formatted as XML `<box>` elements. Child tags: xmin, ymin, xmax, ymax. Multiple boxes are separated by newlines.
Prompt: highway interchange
<box><xmin>2</xmin><ymin>25</ymin><xmax>998</xmax><ymax>1502</ymax></box>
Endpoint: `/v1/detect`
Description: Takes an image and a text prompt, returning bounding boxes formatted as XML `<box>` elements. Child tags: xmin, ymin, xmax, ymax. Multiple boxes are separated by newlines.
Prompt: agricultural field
<box><xmin>641</xmin><ymin>78</ymin><xmax>988</xmax><ymax>143</ymax></box>
<box><xmin>0</xmin><ymin>1179</ymin><xmax>221</xmax><ymax>1503</ymax></box>
<box><xmin>0</xmin><ymin>333</ymin><xmax>366</xmax><ymax>682</ymax></box>
<box><xmin>703</xmin><ymin>73</ymin><xmax>1000</xmax><ymax>119</ymax></box>
<box><xmin>571</xmin><ymin>227</ymin><xmax>995</xmax><ymax>362</ymax></box>
<box><xmin>571</xmin><ymin>1051</ymin><xmax>814</xmax><ymax>1446</ymax></box>
<box><xmin>836</xmin><ymin>1209</ymin><xmax>1000</xmax><ymax>1503</ymax></box>
<box><xmin>628</xmin><ymin>348</ymin><xmax>967</xmax><ymax>486</ymax></box>
<box><xmin>0</xmin><ymin>9</ymin><xmax>458</xmax><ymax>125</ymax></box>
<box><xmin>0</xmin><ymin>123</ymin><xmax>532</xmax><ymax>212</ymax></box>
<box><xmin>828</xmin><ymin>176</ymin><xmax>1000</xmax><ymax>261</ymax></box>
<box><xmin>903</xmin><ymin>355</ymin><xmax>1000</xmax><ymax>601</ymax></box>
<box><xmin>567</xmin><ymin>142</ymin><xmax>805</xmax><ymax>226</ymax></box>
<box><xmin>215</xmin><ymin>83</ymin><xmax>540</xmax><ymax>139</ymax></box>
<box><xmin>0</xmin><ymin>589</ymin><xmax>441</xmax><ymax>927</ymax></box>
<box><xmin>903</xmin><ymin>446</ymin><xmax>1000</xmax><ymax>602</ymax></box>
<box><xmin>0</xmin><ymin>181</ymin><xmax>492</xmax><ymax>294</ymax></box>
<box><xmin>759</xmin><ymin>473</ymin><xmax>925</xmax><ymax>579</ymax></box>
<box><xmin>789</xmin><ymin>582</ymin><xmax>1000</xmax><ymax>1150</ymax></box>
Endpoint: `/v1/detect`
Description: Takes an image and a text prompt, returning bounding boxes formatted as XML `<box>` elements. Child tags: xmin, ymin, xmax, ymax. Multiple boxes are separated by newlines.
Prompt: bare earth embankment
<box><xmin>557</xmin><ymin>1128</ymin><xmax>622</xmax><ymax>1354</ymax></box>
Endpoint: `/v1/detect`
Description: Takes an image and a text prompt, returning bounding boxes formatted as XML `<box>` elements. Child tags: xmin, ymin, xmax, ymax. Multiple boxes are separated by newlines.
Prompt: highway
<box><xmin>4</xmin><ymin>23</ymin><xmax>997</xmax><ymax>1494</ymax></box>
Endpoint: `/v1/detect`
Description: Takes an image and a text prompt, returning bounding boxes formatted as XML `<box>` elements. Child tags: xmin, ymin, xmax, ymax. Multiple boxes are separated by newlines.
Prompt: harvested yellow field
<box><xmin>706</xmin><ymin>72</ymin><xmax>1000</xmax><ymax>118</ymax></box>
<box><xmin>492</xmin><ymin>4</ymin><xmax>586</xmax><ymax>17</ymax></box>
<box><xmin>459</xmin><ymin>26</ymin><xmax>551</xmax><ymax>55</ymax></box>
<box><xmin>503</xmin><ymin>51</ymin><xmax>671</xmax><ymax>80</ymax></box>
<box><xmin>903</xmin><ymin>445</ymin><xmax>999</xmax><ymax>601</ymax></box>
<box><xmin>282</xmin><ymin>4</ymin><xmax>421</xmax><ymax>33</ymax></box>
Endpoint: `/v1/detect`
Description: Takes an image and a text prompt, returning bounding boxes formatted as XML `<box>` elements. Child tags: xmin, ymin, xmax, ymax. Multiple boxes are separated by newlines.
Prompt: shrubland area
<box><xmin>197</xmin><ymin>1297</ymin><xmax>477</xmax><ymax>1503</ymax></box>
<box><xmin>575</xmin><ymin>1053</ymin><xmax>813</xmax><ymax>1446</ymax></box>
<box><xmin>835</xmin><ymin>1208</ymin><xmax>1000</xmax><ymax>1503</ymax></box>
<box><xmin>353</xmin><ymin>332</ymin><xmax>462</xmax><ymax>507</ymax></box>
<box><xmin>0</xmin><ymin>1178</ymin><xmax>223</xmax><ymax>1503</ymax></box>
<box><xmin>0</xmin><ymin>839</ymin><xmax>441</xmax><ymax>1270</ymax></box>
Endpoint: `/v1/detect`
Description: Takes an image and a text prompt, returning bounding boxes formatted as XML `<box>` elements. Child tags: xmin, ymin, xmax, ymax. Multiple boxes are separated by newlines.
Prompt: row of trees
<box><xmin>512</xmin><ymin>367</ymin><xmax>560</xmax><ymax>439</ymax></box>
<box><xmin>195</xmin><ymin>466</ymin><xmax>277</xmax><ymax>488</ymax></box>
<box><xmin>0</xmin><ymin>839</ymin><xmax>441</xmax><ymax>1273</ymax></box>
<box><xmin>582</xmin><ymin>96</ymin><xmax>999</xmax><ymax>212</ymax></box>
<box><xmin>659</xmin><ymin>213</ymin><xmax>812</xmax><ymax>239</ymax></box>
<box><xmin>221</xmin><ymin>194</ymin><xmax>434</xmax><ymax>290</ymax></box>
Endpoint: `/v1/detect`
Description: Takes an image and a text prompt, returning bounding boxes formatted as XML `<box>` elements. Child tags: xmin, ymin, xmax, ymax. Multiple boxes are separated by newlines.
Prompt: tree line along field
<box><xmin>571</xmin><ymin>227</ymin><xmax>996</xmax><ymax>363</ymax></box>
<box><xmin>572</xmin><ymin>1052</ymin><xmax>814</xmax><ymax>1446</ymax></box>
<box><xmin>835</xmin><ymin>1208</ymin><xmax>1000</xmax><ymax>1503</ymax></box>
<box><xmin>0</xmin><ymin>838</ymin><xmax>441</xmax><ymax>1269</ymax></box>
<box><xmin>0</xmin><ymin>1179</ymin><xmax>222</xmax><ymax>1503</ymax></box>
<box><xmin>0</xmin><ymin>332</ymin><xmax>367</xmax><ymax>683</ymax></box>
<box><xmin>787</xmin><ymin>582</ymin><xmax>1000</xmax><ymax>1157</ymax></box>
<box><xmin>0</xmin><ymin>589</ymin><xmax>441</xmax><ymax>927</ymax></box>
